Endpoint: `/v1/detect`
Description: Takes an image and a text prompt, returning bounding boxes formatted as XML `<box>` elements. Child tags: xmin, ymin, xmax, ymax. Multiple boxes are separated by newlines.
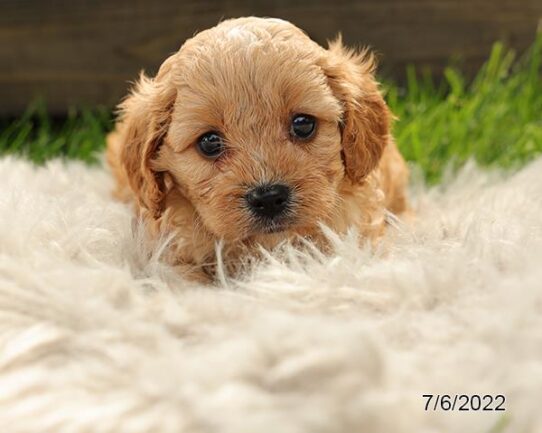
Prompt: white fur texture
<box><xmin>1</xmin><ymin>156</ymin><xmax>541</xmax><ymax>433</ymax></box>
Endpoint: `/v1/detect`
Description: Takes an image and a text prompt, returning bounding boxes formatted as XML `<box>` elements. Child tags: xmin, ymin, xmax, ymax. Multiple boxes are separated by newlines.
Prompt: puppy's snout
<box><xmin>245</xmin><ymin>184</ymin><xmax>291</xmax><ymax>219</ymax></box>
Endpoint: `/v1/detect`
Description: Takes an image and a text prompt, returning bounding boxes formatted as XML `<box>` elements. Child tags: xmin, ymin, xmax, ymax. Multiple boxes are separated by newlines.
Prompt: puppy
<box><xmin>107</xmin><ymin>17</ymin><xmax>409</xmax><ymax>281</ymax></box>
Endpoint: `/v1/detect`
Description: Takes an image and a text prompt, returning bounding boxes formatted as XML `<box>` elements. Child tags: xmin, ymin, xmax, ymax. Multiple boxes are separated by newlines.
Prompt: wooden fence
<box><xmin>1</xmin><ymin>0</ymin><xmax>541</xmax><ymax>115</ymax></box>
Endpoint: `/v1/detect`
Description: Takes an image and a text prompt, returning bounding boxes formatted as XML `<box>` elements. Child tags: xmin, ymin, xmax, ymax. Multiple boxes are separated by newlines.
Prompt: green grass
<box><xmin>1</xmin><ymin>35</ymin><xmax>541</xmax><ymax>182</ymax></box>
<box><xmin>387</xmin><ymin>34</ymin><xmax>542</xmax><ymax>182</ymax></box>
<box><xmin>0</xmin><ymin>104</ymin><xmax>111</xmax><ymax>165</ymax></box>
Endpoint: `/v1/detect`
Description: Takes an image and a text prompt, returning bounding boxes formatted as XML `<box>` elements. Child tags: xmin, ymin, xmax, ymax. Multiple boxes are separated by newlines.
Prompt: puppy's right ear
<box><xmin>117</xmin><ymin>55</ymin><xmax>177</xmax><ymax>219</ymax></box>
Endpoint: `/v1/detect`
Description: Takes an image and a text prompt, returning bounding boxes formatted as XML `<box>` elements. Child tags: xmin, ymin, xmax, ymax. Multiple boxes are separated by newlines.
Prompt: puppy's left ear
<box><xmin>321</xmin><ymin>37</ymin><xmax>392</xmax><ymax>183</ymax></box>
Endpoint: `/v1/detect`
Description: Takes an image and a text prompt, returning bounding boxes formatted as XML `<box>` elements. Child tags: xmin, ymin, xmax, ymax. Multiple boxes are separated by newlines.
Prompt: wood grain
<box><xmin>1</xmin><ymin>0</ymin><xmax>541</xmax><ymax>114</ymax></box>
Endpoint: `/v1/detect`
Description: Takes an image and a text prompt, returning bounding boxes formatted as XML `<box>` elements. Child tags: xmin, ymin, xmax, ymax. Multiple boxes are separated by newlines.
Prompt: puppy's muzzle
<box><xmin>245</xmin><ymin>183</ymin><xmax>291</xmax><ymax>220</ymax></box>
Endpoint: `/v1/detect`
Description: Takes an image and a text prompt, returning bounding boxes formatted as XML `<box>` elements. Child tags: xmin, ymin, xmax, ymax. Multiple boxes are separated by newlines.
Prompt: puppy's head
<box><xmin>119</xmin><ymin>17</ymin><xmax>391</xmax><ymax>241</ymax></box>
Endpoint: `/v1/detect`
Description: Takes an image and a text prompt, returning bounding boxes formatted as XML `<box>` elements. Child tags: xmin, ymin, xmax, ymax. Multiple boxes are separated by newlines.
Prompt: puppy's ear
<box><xmin>117</xmin><ymin>55</ymin><xmax>177</xmax><ymax>219</ymax></box>
<box><xmin>322</xmin><ymin>37</ymin><xmax>391</xmax><ymax>183</ymax></box>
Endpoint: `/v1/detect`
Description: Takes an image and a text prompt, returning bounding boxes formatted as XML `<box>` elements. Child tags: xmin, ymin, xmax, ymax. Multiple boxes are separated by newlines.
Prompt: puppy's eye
<box><xmin>197</xmin><ymin>132</ymin><xmax>225</xmax><ymax>158</ymax></box>
<box><xmin>290</xmin><ymin>114</ymin><xmax>316</xmax><ymax>140</ymax></box>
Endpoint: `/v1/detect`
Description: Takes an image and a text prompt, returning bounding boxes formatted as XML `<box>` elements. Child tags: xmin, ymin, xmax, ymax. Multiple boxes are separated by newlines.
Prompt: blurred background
<box><xmin>1</xmin><ymin>0</ymin><xmax>541</xmax><ymax>182</ymax></box>
<box><xmin>2</xmin><ymin>0</ymin><xmax>541</xmax><ymax>115</ymax></box>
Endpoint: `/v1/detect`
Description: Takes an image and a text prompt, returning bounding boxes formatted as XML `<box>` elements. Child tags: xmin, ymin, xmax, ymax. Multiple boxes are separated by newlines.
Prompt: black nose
<box><xmin>245</xmin><ymin>184</ymin><xmax>291</xmax><ymax>219</ymax></box>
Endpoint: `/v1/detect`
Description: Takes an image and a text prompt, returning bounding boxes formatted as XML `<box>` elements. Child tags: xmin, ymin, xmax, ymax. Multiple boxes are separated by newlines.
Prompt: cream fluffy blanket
<box><xmin>1</xmin><ymin>156</ymin><xmax>541</xmax><ymax>433</ymax></box>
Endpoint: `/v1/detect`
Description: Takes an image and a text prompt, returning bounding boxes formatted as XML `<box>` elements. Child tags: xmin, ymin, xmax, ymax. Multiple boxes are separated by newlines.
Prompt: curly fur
<box><xmin>107</xmin><ymin>17</ymin><xmax>409</xmax><ymax>281</ymax></box>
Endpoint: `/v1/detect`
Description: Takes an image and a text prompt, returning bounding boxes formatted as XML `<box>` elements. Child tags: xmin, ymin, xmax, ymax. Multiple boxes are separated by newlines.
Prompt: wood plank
<box><xmin>0</xmin><ymin>0</ymin><xmax>540</xmax><ymax>115</ymax></box>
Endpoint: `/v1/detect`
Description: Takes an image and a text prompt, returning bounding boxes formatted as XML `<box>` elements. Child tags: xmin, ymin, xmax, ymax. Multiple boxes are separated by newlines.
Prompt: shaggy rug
<box><xmin>0</xmin><ymin>156</ymin><xmax>541</xmax><ymax>433</ymax></box>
